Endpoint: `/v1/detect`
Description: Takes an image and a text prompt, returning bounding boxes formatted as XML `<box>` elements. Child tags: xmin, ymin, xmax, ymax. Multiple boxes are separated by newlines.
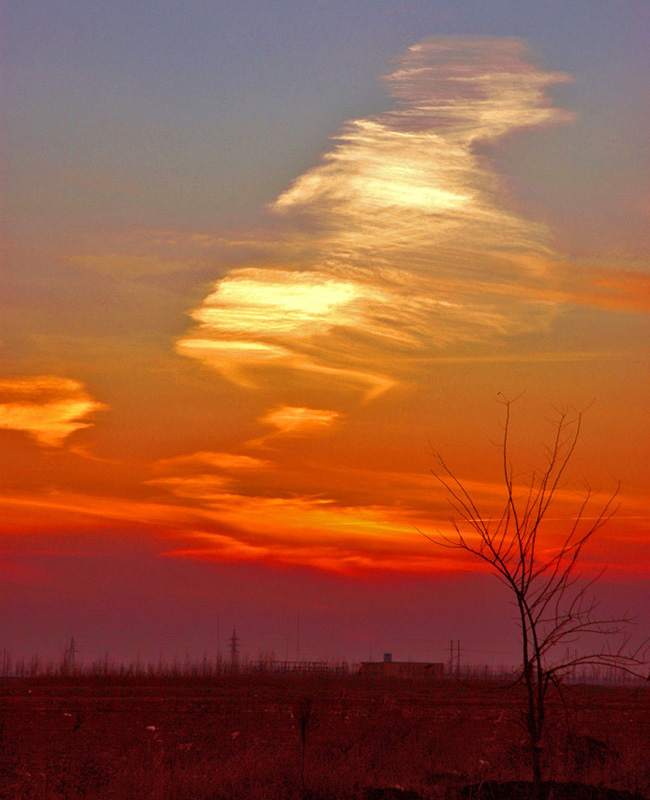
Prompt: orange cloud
<box><xmin>146</xmin><ymin>474</ymin><xmax>234</xmax><ymax>500</ymax></box>
<box><xmin>143</xmin><ymin>444</ymin><xmax>638</xmax><ymax>574</ymax></box>
<box><xmin>1</xmin><ymin>448</ymin><xmax>645</xmax><ymax>576</ymax></box>
<box><xmin>554</xmin><ymin>263</ymin><xmax>650</xmax><ymax>314</ymax></box>
<box><xmin>156</xmin><ymin>492</ymin><xmax>441</xmax><ymax>574</ymax></box>
<box><xmin>162</xmin><ymin>541</ymin><xmax>462</xmax><ymax>575</ymax></box>
<box><xmin>153</xmin><ymin>451</ymin><xmax>270</xmax><ymax>473</ymax></box>
<box><xmin>0</xmin><ymin>376</ymin><xmax>106</xmax><ymax>447</ymax></box>
<box><xmin>259</xmin><ymin>406</ymin><xmax>340</xmax><ymax>436</ymax></box>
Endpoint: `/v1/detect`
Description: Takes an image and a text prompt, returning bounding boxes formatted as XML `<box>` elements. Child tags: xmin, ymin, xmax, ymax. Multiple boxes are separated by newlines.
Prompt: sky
<box><xmin>1</xmin><ymin>1</ymin><xmax>649</xmax><ymax>668</ymax></box>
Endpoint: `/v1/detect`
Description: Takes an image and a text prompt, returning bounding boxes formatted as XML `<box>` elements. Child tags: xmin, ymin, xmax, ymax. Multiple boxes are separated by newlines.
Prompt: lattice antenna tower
<box><xmin>64</xmin><ymin>637</ymin><xmax>77</xmax><ymax>673</ymax></box>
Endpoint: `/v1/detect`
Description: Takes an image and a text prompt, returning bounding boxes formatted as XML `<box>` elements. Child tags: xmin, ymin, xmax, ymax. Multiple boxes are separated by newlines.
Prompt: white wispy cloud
<box><xmin>178</xmin><ymin>37</ymin><xmax>572</xmax><ymax>394</ymax></box>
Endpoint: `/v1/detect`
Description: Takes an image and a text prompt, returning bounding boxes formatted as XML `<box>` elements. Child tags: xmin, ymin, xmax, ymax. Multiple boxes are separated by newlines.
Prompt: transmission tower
<box><xmin>64</xmin><ymin>637</ymin><xmax>77</xmax><ymax>673</ymax></box>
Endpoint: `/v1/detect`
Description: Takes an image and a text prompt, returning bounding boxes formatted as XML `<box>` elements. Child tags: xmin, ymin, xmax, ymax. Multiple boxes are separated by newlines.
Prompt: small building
<box><xmin>358</xmin><ymin>659</ymin><xmax>444</xmax><ymax>680</ymax></box>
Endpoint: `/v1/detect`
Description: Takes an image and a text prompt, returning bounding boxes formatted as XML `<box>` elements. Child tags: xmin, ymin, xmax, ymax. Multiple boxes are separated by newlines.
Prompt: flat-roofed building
<box><xmin>358</xmin><ymin>660</ymin><xmax>444</xmax><ymax>679</ymax></box>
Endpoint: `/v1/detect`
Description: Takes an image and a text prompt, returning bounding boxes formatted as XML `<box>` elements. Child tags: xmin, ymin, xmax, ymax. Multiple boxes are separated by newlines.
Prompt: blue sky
<box><xmin>5</xmin><ymin>1</ymin><xmax>649</xmax><ymax>238</ymax></box>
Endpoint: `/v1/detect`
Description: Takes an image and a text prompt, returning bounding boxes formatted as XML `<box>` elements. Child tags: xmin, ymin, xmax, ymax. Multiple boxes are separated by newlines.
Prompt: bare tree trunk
<box><xmin>422</xmin><ymin>399</ymin><xmax>647</xmax><ymax>793</ymax></box>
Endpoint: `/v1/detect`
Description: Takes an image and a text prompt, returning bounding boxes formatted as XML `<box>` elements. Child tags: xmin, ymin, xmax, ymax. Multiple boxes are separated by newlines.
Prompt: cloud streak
<box><xmin>259</xmin><ymin>406</ymin><xmax>340</xmax><ymax>436</ymax></box>
<box><xmin>156</xmin><ymin>37</ymin><xmax>650</xmax><ymax>575</ymax></box>
<box><xmin>178</xmin><ymin>37</ymin><xmax>573</xmax><ymax>395</ymax></box>
<box><xmin>153</xmin><ymin>451</ymin><xmax>270</xmax><ymax>473</ymax></box>
<box><xmin>0</xmin><ymin>376</ymin><xmax>106</xmax><ymax>447</ymax></box>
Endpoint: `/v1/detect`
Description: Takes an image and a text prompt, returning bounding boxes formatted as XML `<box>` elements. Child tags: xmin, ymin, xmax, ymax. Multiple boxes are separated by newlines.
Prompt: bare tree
<box><xmin>423</xmin><ymin>397</ymin><xmax>646</xmax><ymax>788</ymax></box>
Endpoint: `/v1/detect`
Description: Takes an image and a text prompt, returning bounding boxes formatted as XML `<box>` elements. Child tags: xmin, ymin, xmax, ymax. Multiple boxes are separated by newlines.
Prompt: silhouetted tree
<box><xmin>423</xmin><ymin>397</ymin><xmax>647</xmax><ymax>790</ymax></box>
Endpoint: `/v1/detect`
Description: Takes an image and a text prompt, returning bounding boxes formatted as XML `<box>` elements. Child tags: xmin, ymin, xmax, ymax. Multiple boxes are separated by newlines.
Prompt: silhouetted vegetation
<box><xmin>0</xmin><ymin>673</ymin><xmax>649</xmax><ymax>799</ymax></box>
<box><xmin>425</xmin><ymin>399</ymin><xmax>648</xmax><ymax>791</ymax></box>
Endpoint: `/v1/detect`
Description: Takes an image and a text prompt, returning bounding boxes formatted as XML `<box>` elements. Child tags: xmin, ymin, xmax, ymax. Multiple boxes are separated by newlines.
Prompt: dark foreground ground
<box><xmin>0</xmin><ymin>674</ymin><xmax>648</xmax><ymax>799</ymax></box>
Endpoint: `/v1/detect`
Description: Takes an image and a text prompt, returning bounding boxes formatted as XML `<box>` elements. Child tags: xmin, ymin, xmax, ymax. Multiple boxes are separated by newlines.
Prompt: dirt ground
<box><xmin>0</xmin><ymin>675</ymin><xmax>648</xmax><ymax>799</ymax></box>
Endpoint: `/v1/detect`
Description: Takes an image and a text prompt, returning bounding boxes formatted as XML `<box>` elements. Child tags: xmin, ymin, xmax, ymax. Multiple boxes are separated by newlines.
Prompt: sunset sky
<box><xmin>1</xmin><ymin>1</ymin><xmax>649</xmax><ymax>668</ymax></box>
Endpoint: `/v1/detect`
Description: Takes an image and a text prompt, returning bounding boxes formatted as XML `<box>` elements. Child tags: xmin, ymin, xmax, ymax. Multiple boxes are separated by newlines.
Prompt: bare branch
<box><xmin>423</xmin><ymin>399</ymin><xmax>648</xmax><ymax>787</ymax></box>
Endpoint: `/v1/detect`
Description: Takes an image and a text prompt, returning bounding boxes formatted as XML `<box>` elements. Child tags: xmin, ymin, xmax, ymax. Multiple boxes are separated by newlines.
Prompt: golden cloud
<box><xmin>259</xmin><ymin>406</ymin><xmax>340</xmax><ymax>436</ymax></box>
<box><xmin>192</xmin><ymin>269</ymin><xmax>364</xmax><ymax>336</ymax></box>
<box><xmin>0</xmin><ymin>376</ymin><xmax>106</xmax><ymax>447</ymax></box>
<box><xmin>176</xmin><ymin>268</ymin><xmax>396</xmax><ymax>395</ymax></box>
<box><xmin>164</xmin><ymin>37</ymin><xmax>650</xmax><ymax>575</ymax></box>
<box><xmin>178</xmin><ymin>38</ymin><xmax>574</xmax><ymax>395</ymax></box>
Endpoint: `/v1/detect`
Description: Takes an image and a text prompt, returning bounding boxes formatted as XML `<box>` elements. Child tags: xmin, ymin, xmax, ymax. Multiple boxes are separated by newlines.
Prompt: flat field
<box><xmin>0</xmin><ymin>675</ymin><xmax>648</xmax><ymax>799</ymax></box>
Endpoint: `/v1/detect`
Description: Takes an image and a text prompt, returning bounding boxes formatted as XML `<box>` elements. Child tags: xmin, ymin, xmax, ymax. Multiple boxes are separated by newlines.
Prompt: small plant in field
<box><xmin>293</xmin><ymin>694</ymin><xmax>316</xmax><ymax>796</ymax></box>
